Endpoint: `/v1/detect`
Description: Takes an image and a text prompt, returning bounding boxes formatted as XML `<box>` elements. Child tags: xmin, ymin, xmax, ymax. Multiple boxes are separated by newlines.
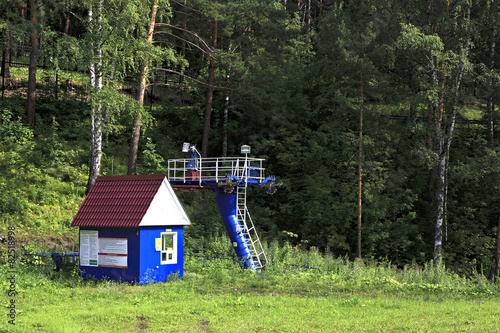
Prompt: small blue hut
<box><xmin>71</xmin><ymin>175</ymin><xmax>191</xmax><ymax>284</ymax></box>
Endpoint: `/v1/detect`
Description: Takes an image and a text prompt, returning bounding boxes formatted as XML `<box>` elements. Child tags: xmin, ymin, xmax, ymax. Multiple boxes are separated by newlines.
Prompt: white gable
<box><xmin>139</xmin><ymin>178</ymin><xmax>191</xmax><ymax>226</ymax></box>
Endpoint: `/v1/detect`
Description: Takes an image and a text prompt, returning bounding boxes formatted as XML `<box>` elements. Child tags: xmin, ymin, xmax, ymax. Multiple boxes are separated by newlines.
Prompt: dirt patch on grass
<box><xmin>0</xmin><ymin>232</ymin><xmax>77</xmax><ymax>259</ymax></box>
<box><xmin>136</xmin><ymin>316</ymin><xmax>149</xmax><ymax>331</ymax></box>
<box><xmin>196</xmin><ymin>319</ymin><xmax>212</xmax><ymax>332</ymax></box>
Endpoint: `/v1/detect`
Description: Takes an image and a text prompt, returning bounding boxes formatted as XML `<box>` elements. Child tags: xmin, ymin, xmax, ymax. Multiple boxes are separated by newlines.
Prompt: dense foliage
<box><xmin>2</xmin><ymin>0</ymin><xmax>500</xmax><ymax>278</ymax></box>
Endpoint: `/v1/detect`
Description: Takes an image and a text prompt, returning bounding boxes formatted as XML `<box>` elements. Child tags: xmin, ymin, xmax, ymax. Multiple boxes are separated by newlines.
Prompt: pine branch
<box><xmin>155</xmin><ymin>23</ymin><xmax>215</xmax><ymax>56</ymax></box>
<box><xmin>150</xmin><ymin>68</ymin><xmax>232</xmax><ymax>90</ymax></box>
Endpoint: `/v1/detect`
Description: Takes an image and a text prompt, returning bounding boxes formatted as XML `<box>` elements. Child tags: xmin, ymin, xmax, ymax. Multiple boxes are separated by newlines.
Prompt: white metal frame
<box><xmin>160</xmin><ymin>231</ymin><xmax>177</xmax><ymax>265</ymax></box>
<box><xmin>168</xmin><ymin>157</ymin><xmax>267</xmax><ymax>185</ymax></box>
<box><xmin>167</xmin><ymin>156</ymin><xmax>269</xmax><ymax>269</ymax></box>
<box><xmin>236</xmin><ymin>183</ymin><xmax>268</xmax><ymax>269</ymax></box>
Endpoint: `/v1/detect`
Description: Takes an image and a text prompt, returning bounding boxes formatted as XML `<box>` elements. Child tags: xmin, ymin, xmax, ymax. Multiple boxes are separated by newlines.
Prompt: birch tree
<box><xmin>85</xmin><ymin>0</ymin><xmax>156</xmax><ymax>189</ymax></box>
<box><xmin>396</xmin><ymin>1</ymin><xmax>472</xmax><ymax>261</ymax></box>
<box><xmin>433</xmin><ymin>2</ymin><xmax>472</xmax><ymax>261</ymax></box>
<box><xmin>86</xmin><ymin>0</ymin><xmax>103</xmax><ymax>192</ymax></box>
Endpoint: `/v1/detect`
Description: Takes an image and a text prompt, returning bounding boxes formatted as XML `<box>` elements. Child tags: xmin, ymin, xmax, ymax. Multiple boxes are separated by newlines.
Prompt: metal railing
<box><xmin>236</xmin><ymin>184</ymin><xmax>267</xmax><ymax>269</ymax></box>
<box><xmin>185</xmin><ymin>249</ymin><xmax>244</xmax><ymax>271</ymax></box>
<box><xmin>167</xmin><ymin>157</ymin><xmax>267</xmax><ymax>185</ymax></box>
<box><xmin>22</xmin><ymin>250</ymin><xmax>321</xmax><ymax>273</ymax></box>
<box><xmin>23</xmin><ymin>252</ymin><xmax>79</xmax><ymax>271</ymax></box>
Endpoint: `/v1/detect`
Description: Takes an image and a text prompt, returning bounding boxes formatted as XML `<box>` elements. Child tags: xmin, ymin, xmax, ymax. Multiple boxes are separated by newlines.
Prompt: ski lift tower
<box><xmin>167</xmin><ymin>143</ymin><xmax>281</xmax><ymax>270</ymax></box>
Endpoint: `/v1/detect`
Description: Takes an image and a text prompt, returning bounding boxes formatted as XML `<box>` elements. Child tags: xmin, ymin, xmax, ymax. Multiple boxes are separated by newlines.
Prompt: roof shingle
<box><xmin>71</xmin><ymin>175</ymin><xmax>166</xmax><ymax>228</ymax></box>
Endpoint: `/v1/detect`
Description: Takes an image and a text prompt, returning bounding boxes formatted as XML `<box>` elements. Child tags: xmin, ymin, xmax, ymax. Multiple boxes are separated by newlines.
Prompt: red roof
<box><xmin>71</xmin><ymin>175</ymin><xmax>167</xmax><ymax>228</ymax></box>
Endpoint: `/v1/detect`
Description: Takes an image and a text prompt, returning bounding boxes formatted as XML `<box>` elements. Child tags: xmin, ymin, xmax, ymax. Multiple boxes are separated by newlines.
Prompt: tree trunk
<box><xmin>178</xmin><ymin>0</ymin><xmax>187</xmax><ymax>104</ymax></box>
<box><xmin>432</xmin><ymin>54</ymin><xmax>444</xmax><ymax>258</ymax></box>
<box><xmin>2</xmin><ymin>31</ymin><xmax>12</xmax><ymax>79</ymax></box>
<box><xmin>427</xmin><ymin>56</ymin><xmax>439</xmax><ymax>203</ymax></box>
<box><xmin>307</xmin><ymin>0</ymin><xmax>311</xmax><ymax>34</ymax></box>
<box><xmin>434</xmin><ymin>137</ymin><xmax>446</xmax><ymax>260</ymax></box>
<box><xmin>409</xmin><ymin>61</ymin><xmax>416</xmax><ymax>120</ymax></box>
<box><xmin>87</xmin><ymin>103</ymin><xmax>103</xmax><ymax>193</ymax></box>
<box><xmin>86</xmin><ymin>2</ymin><xmax>103</xmax><ymax>193</ymax></box>
<box><xmin>3</xmin><ymin>0</ymin><xmax>12</xmax><ymax>79</ymax></box>
<box><xmin>434</xmin><ymin>63</ymin><xmax>464</xmax><ymax>262</ymax></box>
<box><xmin>357</xmin><ymin>68</ymin><xmax>364</xmax><ymax>259</ymax></box>
<box><xmin>201</xmin><ymin>20</ymin><xmax>217</xmax><ymax>158</ymax></box>
<box><xmin>64</xmin><ymin>0</ymin><xmax>72</xmax><ymax>35</ymax></box>
<box><xmin>487</xmin><ymin>17</ymin><xmax>496</xmax><ymax>145</ymax></box>
<box><xmin>127</xmin><ymin>119</ymin><xmax>142</xmax><ymax>175</ymax></box>
<box><xmin>489</xmin><ymin>213</ymin><xmax>500</xmax><ymax>282</ymax></box>
<box><xmin>27</xmin><ymin>0</ymin><xmax>39</xmax><ymax>128</ymax></box>
<box><xmin>433</xmin><ymin>3</ymin><xmax>469</xmax><ymax>262</ymax></box>
<box><xmin>222</xmin><ymin>74</ymin><xmax>229</xmax><ymax>157</ymax></box>
<box><xmin>127</xmin><ymin>0</ymin><xmax>159</xmax><ymax>175</ymax></box>
<box><xmin>64</xmin><ymin>12</ymin><xmax>71</xmax><ymax>35</ymax></box>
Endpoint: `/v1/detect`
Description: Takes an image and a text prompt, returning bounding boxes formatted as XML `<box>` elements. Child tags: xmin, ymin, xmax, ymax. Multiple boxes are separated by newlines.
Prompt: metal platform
<box><xmin>167</xmin><ymin>157</ymin><xmax>275</xmax><ymax>192</ymax></box>
<box><xmin>167</xmin><ymin>154</ymin><xmax>279</xmax><ymax>270</ymax></box>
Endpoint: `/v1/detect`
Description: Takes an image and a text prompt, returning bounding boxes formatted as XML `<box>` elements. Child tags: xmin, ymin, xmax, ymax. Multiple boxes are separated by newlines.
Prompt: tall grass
<box><xmin>263</xmin><ymin>241</ymin><xmax>496</xmax><ymax>295</ymax></box>
<box><xmin>183</xmin><ymin>236</ymin><xmax>499</xmax><ymax>297</ymax></box>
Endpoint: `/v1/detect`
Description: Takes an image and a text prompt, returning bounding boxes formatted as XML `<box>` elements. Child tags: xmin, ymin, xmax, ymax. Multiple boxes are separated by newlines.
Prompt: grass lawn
<box><xmin>2</xmin><ymin>265</ymin><xmax>500</xmax><ymax>332</ymax></box>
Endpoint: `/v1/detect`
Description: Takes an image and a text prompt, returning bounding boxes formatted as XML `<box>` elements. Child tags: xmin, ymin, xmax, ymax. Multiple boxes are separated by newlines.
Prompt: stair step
<box><xmin>236</xmin><ymin>184</ymin><xmax>267</xmax><ymax>269</ymax></box>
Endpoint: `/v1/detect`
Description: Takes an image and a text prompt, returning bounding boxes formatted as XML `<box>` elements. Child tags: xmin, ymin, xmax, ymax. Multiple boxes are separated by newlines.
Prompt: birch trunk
<box><xmin>434</xmin><ymin>137</ymin><xmax>446</xmax><ymax>260</ymax></box>
<box><xmin>434</xmin><ymin>62</ymin><xmax>464</xmax><ymax>261</ymax></box>
<box><xmin>433</xmin><ymin>4</ymin><xmax>469</xmax><ymax>261</ymax></box>
<box><xmin>427</xmin><ymin>59</ymin><xmax>439</xmax><ymax>203</ymax></box>
<box><xmin>86</xmin><ymin>2</ymin><xmax>103</xmax><ymax>193</ymax></box>
<box><xmin>127</xmin><ymin>0</ymin><xmax>159</xmax><ymax>175</ymax></box>
<box><xmin>88</xmin><ymin>102</ymin><xmax>103</xmax><ymax>193</ymax></box>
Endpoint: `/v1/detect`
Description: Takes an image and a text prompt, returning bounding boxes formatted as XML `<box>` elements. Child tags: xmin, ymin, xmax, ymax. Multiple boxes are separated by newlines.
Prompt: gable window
<box><xmin>161</xmin><ymin>232</ymin><xmax>177</xmax><ymax>264</ymax></box>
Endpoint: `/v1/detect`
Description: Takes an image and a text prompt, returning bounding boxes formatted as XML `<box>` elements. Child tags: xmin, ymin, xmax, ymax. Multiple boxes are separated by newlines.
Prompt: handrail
<box><xmin>168</xmin><ymin>157</ymin><xmax>266</xmax><ymax>184</ymax></box>
<box><xmin>23</xmin><ymin>250</ymin><xmax>321</xmax><ymax>273</ymax></box>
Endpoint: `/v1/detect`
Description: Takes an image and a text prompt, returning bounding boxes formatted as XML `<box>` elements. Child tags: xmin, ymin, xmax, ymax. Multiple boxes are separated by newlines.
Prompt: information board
<box><xmin>79</xmin><ymin>232</ymin><xmax>128</xmax><ymax>269</ymax></box>
<box><xmin>79</xmin><ymin>230</ymin><xmax>98</xmax><ymax>267</ymax></box>
<box><xmin>98</xmin><ymin>237</ymin><xmax>128</xmax><ymax>268</ymax></box>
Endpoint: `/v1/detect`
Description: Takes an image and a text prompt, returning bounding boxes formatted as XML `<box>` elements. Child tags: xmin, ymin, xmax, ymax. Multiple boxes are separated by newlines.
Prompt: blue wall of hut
<box><xmin>139</xmin><ymin>226</ymin><xmax>184</xmax><ymax>284</ymax></box>
<box><xmin>79</xmin><ymin>227</ymin><xmax>140</xmax><ymax>283</ymax></box>
<box><xmin>78</xmin><ymin>226</ymin><xmax>185</xmax><ymax>284</ymax></box>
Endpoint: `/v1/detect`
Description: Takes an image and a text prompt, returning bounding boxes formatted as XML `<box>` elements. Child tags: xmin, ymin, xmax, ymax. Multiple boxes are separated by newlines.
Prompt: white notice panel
<box><xmin>99</xmin><ymin>238</ymin><xmax>128</xmax><ymax>255</ymax></box>
<box><xmin>79</xmin><ymin>230</ymin><xmax>98</xmax><ymax>267</ymax></box>
<box><xmin>98</xmin><ymin>254</ymin><xmax>127</xmax><ymax>268</ymax></box>
<box><xmin>98</xmin><ymin>237</ymin><xmax>128</xmax><ymax>268</ymax></box>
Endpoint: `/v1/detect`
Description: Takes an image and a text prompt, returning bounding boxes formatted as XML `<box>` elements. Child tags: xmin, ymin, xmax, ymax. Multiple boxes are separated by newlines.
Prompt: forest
<box><xmin>1</xmin><ymin>0</ymin><xmax>500</xmax><ymax>280</ymax></box>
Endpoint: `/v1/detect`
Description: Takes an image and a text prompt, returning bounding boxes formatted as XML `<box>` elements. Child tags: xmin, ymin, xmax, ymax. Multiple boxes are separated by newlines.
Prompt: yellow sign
<box><xmin>155</xmin><ymin>238</ymin><xmax>161</xmax><ymax>251</ymax></box>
